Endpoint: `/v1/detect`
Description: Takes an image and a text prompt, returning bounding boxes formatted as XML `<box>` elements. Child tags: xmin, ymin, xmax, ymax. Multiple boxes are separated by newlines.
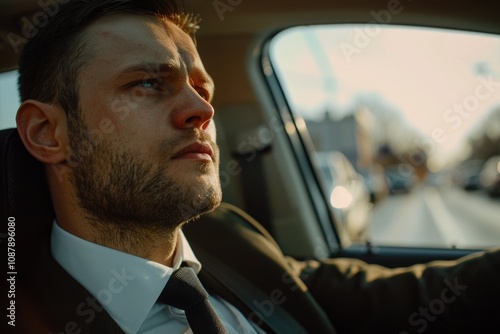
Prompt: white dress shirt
<box><xmin>51</xmin><ymin>221</ymin><xmax>262</xmax><ymax>334</ymax></box>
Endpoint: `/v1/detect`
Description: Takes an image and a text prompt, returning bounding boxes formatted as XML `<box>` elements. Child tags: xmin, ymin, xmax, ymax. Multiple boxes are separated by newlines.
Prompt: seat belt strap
<box><xmin>198</xmin><ymin>251</ymin><xmax>308</xmax><ymax>334</ymax></box>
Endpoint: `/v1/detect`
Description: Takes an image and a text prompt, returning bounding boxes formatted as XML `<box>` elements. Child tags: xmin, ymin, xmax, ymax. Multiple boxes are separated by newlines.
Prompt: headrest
<box><xmin>0</xmin><ymin>128</ymin><xmax>54</xmax><ymax>276</ymax></box>
<box><xmin>1</xmin><ymin>128</ymin><xmax>54</xmax><ymax>219</ymax></box>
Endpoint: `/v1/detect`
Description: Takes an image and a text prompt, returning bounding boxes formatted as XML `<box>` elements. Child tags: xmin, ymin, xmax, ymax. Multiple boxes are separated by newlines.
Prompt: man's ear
<box><xmin>16</xmin><ymin>100</ymin><xmax>68</xmax><ymax>164</ymax></box>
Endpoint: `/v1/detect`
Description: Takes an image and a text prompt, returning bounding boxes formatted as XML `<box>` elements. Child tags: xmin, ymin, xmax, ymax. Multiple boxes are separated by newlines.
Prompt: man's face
<box><xmin>67</xmin><ymin>14</ymin><xmax>221</xmax><ymax>231</ymax></box>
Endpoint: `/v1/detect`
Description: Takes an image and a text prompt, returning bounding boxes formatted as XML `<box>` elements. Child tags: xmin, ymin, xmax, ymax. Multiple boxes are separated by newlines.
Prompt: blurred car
<box><xmin>314</xmin><ymin>152</ymin><xmax>372</xmax><ymax>244</ymax></box>
<box><xmin>480</xmin><ymin>156</ymin><xmax>500</xmax><ymax>197</ymax></box>
<box><xmin>384</xmin><ymin>165</ymin><xmax>415</xmax><ymax>194</ymax></box>
<box><xmin>457</xmin><ymin>159</ymin><xmax>485</xmax><ymax>191</ymax></box>
<box><xmin>358</xmin><ymin>165</ymin><xmax>389</xmax><ymax>204</ymax></box>
<box><xmin>425</xmin><ymin>170</ymin><xmax>453</xmax><ymax>188</ymax></box>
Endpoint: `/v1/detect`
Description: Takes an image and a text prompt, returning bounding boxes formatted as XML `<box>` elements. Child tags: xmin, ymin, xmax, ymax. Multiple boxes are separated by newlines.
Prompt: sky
<box><xmin>0</xmin><ymin>70</ymin><xmax>20</xmax><ymax>129</ymax></box>
<box><xmin>271</xmin><ymin>25</ymin><xmax>500</xmax><ymax>168</ymax></box>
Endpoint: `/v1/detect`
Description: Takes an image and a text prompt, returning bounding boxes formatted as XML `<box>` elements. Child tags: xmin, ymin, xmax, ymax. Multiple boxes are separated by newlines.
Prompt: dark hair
<box><xmin>17</xmin><ymin>0</ymin><xmax>200</xmax><ymax>117</ymax></box>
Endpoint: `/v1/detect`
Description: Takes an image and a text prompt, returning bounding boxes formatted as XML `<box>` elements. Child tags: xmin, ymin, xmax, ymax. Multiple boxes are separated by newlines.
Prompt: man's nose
<box><xmin>171</xmin><ymin>86</ymin><xmax>214</xmax><ymax>130</ymax></box>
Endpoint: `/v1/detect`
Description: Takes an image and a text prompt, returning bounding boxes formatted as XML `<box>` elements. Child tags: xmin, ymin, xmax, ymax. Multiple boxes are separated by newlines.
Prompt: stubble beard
<box><xmin>67</xmin><ymin>112</ymin><xmax>222</xmax><ymax>246</ymax></box>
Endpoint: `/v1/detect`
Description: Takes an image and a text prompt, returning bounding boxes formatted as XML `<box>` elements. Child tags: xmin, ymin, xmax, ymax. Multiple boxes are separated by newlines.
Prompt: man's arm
<box><xmin>190</xmin><ymin>202</ymin><xmax>499</xmax><ymax>333</ymax></box>
<box><xmin>288</xmin><ymin>248</ymin><xmax>500</xmax><ymax>333</ymax></box>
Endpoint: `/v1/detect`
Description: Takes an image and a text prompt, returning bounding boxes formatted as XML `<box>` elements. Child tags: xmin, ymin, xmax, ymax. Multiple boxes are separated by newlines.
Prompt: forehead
<box><xmin>84</xmin><ymin>14</ymin><xmax>204</xmax><ymax>74</ymax></box>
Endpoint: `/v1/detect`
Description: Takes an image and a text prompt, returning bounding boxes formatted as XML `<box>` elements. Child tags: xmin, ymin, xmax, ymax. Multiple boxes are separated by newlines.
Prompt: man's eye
<box><xmin>136</xmin><ymin>78</ymin><xmax>161</xmax><ymax>89</ymax></box>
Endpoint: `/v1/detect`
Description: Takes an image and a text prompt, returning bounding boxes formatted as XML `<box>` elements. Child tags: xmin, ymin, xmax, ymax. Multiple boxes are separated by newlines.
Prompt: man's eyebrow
<box><xmin>119</xmin><ymin>62</ymin><xmax>178</xmax><ymax>76</ymax></box>
<box><xmin>194</xmin><ymin>70</ymin><xmax>215</xmax><ymax>95</ymax></box>
<box><xmin>118</xmin><ymin>62</ymin><xmax>213</xmax><ymax>85</ymax></box>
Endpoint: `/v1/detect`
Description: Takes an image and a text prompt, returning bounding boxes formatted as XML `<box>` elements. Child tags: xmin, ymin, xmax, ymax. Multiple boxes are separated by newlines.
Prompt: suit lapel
<box><xmin>18</xmin><ymin>239</ymin><xmax>124</xmax><ymax>334</ymax></box>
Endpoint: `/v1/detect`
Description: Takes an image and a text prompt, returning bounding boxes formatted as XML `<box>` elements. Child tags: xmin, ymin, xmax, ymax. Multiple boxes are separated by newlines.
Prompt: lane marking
<box><xmin>423</xmin><ymin>187</ymin><xmax>468</xmax><ymax>247</ymax></box>
<box><xmin>370</xmin><ymin>188</ymin><xmax>423</xmax><ymax>245</ymax></box>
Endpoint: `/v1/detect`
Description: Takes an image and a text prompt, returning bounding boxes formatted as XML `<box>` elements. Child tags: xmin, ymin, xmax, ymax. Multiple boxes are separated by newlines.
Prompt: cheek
<box><xmin>83</xmin><ymin>97</ymin><xmax>149</xmax><ymax>140</ymax></box>
<box><xmin>78</xmin><ymin>92</ymin><xmax>116</xmax><ymax>128</ymax></box>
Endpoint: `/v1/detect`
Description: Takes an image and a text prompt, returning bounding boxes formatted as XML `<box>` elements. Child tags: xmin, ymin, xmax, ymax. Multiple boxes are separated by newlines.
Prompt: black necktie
<box><xmin>158</xmin><ymin>266</ymin><xmax>228</xmax><ymax>334</ymax></box>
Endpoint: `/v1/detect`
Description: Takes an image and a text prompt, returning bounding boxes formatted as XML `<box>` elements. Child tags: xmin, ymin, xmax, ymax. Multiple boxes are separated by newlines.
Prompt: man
<box><xmin>12</xmin><ymin>0</ymin><xmax>260</xmax><ymax>333</ymax></box>
<box><xmin>4</xmin><ymin>0</ymin><xmax>500</xmax><ymax>333</ymax></box>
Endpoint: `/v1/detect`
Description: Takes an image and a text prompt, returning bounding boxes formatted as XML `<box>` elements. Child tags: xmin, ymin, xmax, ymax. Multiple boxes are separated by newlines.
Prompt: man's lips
<box><xmin>171</xmin><ymin>142</ymin><xmax>215</xmax><ymax>161</ymax></box>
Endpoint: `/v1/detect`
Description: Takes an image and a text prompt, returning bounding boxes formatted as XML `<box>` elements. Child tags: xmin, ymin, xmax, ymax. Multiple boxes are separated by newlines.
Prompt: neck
<box><xmin>91</xmin><ymin>221</ymin><xmax>180</xmax><ymax>267</ymax></box>
<box><xmin>55</xmin><ymin>204</ymin><xmax>180</xmax><ymax>267</ymax></box>
<box><xmin>63</xmin><ymin>216</ymin><xmax>180</xmax><ymax>267</ymax></box>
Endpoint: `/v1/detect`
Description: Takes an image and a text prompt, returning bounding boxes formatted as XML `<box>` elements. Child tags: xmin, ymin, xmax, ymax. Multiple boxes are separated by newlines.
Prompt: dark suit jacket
<box><xmin>3</xmin><ymin>203</ymin><xmax>335</xmax><ymax>334</ymax></box>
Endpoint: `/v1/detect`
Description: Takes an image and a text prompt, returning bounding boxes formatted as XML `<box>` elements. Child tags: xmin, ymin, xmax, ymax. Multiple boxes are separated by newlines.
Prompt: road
<box><xmin>369</xmin><ymin>184</ymin><xmax>500</xmax><ymax>249</ymax></box>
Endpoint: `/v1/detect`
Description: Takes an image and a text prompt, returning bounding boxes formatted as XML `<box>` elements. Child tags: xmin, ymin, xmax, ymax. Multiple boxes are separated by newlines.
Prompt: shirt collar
<box><xmin>50</xmin><ymin>221</ymin><xmax>201</xmax><ymax>334</ymax></box>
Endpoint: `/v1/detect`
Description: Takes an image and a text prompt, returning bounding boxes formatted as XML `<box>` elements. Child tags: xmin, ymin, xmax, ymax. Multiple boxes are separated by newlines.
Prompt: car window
<box><xmin>269</xmin><ymin>25</ymin><xmax>500</xmax><ymax>250</ymax></box>
<box><xmin>0</xmin><ymin>70</ymin><xmax>20</xmax><ymax>130</ymax></box>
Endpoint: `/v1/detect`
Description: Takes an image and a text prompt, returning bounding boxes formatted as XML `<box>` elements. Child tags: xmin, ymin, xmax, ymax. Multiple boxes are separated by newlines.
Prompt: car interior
<box><xmin>1</xmin><ymin>0</ymin><xmax>500</xmax><ymax>312</ymax></box>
